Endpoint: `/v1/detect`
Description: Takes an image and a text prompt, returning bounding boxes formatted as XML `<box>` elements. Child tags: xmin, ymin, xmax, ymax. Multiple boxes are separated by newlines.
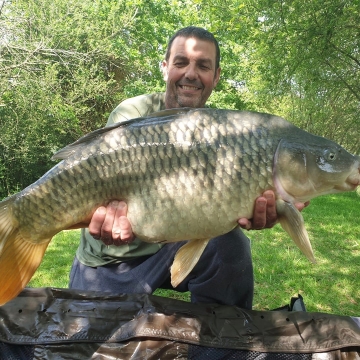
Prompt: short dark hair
<box><xmin>165</xmin><ymin>26</ymin><xmax>220</xmax><ymax>70</ymax></box>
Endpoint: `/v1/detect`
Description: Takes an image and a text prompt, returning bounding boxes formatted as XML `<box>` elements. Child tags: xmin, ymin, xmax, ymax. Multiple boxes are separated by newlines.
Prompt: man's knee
<box><xmin>205</xmin><ymin>228</ymin><xmax>252</xmax><ymax>265</ymax></box>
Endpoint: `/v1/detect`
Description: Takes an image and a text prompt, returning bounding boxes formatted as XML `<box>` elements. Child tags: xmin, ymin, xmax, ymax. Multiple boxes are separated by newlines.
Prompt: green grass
<box><xmin>29</xmin><ymin>192</ymin><xmax>360</xmax><ymax>316</ymax></box>
<box><xmin>251</xmin><ymin>191</ymin><xmax>360</xmax><ymax>315</ymax></box>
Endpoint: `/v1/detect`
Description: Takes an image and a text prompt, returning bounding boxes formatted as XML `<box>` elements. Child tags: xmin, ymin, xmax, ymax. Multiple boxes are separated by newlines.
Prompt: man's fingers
<box><xmin>238</xmin><ymin>218</ymin><xmax>252</xmax><ymax>230</ymax></box>
<box><xmin>119</xmin><ymin>216</ymin><xmax>134</xmax><ymax>241</ymax></box>
<box><xmin>238</xmin><ymin>191</ymin><xmax>278</xmax><ymax>230</ymax></box>
<box><xmin>98</xmin><ymin>200</ymin><xmax>119</xmax><ymax>244</ymax></box>
<box><xmin>88</xmin><ymin>206</ymin><xmax>107</xmax><ymax>239</ymax></box>
<box><xmin>238</xmin><ymin>197</ymin><xmax>267</xmax><ymax>230</ymax></box>
<box><xmin>88</xmin><ymin>201</ymin><xmax>135</xmax><ymax>245</ymax></box>
<box><xmin>111</xmin><ymin>202</ymin><xmax>135</xmax><ymax>245</ymax></box>
<box><xmin>89</xmin><ymin>201</ymin><xmax>120</xmax><ymax>245</ymax></box>
<box><xmin>251</xmin><ymin>196</ymin><xmax>267</xmax><ymax>229</ymax></box>
<box><xmin>295</xmin><ymin>201</ymin><xmax>310</xmax><ymax>212</ymax></box>
<box><xmin>263</xmin><ymin>190</ymin><xmax>277</xmax><ymax>228</ymax></box>
<box><xmin>111</xmin><ymin>201</ymin><xmax>126</xmax><ymax>242</ymax></box>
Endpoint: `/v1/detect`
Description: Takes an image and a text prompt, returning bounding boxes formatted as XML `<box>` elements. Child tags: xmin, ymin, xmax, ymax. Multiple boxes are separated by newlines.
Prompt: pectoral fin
<box><xmin>170</xmin><ymin>238</ymin><xmax>210</xmax><ymax>287</ymax></box>
<box><xmin>276</xmin><ymin>199</ymin><xmax>316</xmax><ymax>263</ymax></box>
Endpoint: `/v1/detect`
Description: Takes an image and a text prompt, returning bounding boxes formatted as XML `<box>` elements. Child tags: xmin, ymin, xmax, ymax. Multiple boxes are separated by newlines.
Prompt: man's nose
<box><xmin>184</xmin><ymin>63</ymin><xmax>198</xmax><ymax>80</ymax></box>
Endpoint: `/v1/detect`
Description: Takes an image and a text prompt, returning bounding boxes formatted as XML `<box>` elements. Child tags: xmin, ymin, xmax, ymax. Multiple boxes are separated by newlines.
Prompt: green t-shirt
<box><xmin>76</xmin><ymin>93</ymin><xmax>166</xmax><ymax>267</ymax></box>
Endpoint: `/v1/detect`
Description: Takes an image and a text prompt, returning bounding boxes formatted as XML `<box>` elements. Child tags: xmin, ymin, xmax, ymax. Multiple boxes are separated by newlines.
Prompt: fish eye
<box><xmin>325</xmin><ymin>150</ymin><xmax>337</xmax><ymax>161</ymax></box>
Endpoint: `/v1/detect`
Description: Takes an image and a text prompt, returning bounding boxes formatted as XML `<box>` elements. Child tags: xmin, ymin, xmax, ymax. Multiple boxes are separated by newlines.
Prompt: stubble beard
<box><xmin>166</xmin><ymin>89</ymin><xmax>205</xmax><ymax>109</ymax></box>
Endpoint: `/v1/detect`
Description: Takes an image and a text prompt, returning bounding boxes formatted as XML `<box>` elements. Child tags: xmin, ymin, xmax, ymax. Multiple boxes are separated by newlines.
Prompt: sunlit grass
<box><xmin>29</xmin><ymin>192</ymin><xmax>359</xmax><ymax>316</ymax></box>
<box><xmin>29</xmin><ymin>231</ymin><xmax>79</xmax><ymax>288</ymax></box>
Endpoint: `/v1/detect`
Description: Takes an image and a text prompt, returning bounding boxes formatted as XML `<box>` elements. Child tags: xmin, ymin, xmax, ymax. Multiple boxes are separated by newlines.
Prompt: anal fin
<box><xmin>170</xmin><ymin>238</ymin><xmax>210</xmax><ymax>288</ymax></box>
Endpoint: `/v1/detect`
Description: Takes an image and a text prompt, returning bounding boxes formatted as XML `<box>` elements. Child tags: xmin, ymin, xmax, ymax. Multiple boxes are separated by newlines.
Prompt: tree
<box><xmin>0</xmin><ymin>0</ymin><xmax>171</xmax><ymax>196</ymax></box>
<box><xmin>241</xmin><ymin>0</ymin><xmax>360</xmax><ymax>154</ymax></box>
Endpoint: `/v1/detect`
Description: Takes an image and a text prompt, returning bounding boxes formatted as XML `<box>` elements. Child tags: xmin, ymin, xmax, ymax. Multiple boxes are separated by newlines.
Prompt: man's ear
<box><xmin>161</xmin><ymin>60</ymin><xmax>168</xmax><ymax>81</ymax></box>
<box><xmin>213</xmin><ymin>67</ymin><xmax>221</xmax><ymax>88</ymax></box>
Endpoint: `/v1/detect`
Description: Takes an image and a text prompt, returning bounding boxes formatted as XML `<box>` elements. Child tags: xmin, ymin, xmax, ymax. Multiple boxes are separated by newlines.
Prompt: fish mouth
<box><xmin>339</xmin><ymin>183</ymin><xmax>359</xmax><ymax>191</ymax></box>
<box><xmin>340</xmin><ymin>169</ymin><xmax>360</xmax><ymax>191</ymax></box>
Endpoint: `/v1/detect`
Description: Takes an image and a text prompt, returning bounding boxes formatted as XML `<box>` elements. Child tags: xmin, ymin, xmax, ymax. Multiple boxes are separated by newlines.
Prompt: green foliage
<box><xmin>1</xmin><ymin>0</ymin><xmax>359</xmax><ymax>198</ymax></box>
<box><xmin>0</xmin><ymin>0</ymin><xmax>165</xmax><ymax>196</ymax></box>
<box><xmin>239</xmin><ymin>0</ymin><xmax>360</xmax><ymax>154</ymax></box>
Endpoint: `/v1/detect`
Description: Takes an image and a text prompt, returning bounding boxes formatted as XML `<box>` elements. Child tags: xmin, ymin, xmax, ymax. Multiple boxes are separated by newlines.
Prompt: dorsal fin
<box><xmin>51</xmin><ymin>108</ymin><xmax>195</xmax><ymax>160</ymax></box>
<box><xmin>51</xmin><ymin>124</ymin><xmax>122</xmax><ymax>160</ymax></box>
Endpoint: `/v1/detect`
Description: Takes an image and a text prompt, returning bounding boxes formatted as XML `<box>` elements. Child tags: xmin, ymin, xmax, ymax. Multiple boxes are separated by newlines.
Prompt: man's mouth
<box><xmin>179</xmin><ymin>85</ymin><xmax>201</xmax><ymax>91</ymax></box>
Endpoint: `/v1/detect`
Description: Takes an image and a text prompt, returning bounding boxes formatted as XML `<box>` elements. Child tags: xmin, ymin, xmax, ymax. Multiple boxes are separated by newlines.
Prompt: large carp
<box><xmin>0</xmin><ymin>108</ymin><xmax>359</xmax><ymax>305</ymax></box>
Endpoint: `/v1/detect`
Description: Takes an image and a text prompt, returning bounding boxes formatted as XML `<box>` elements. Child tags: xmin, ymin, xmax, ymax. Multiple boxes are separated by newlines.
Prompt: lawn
<box><xmin>28</xmin><ymin>192</ymin><xmax>359</xmax><ymax>316</ymax></box>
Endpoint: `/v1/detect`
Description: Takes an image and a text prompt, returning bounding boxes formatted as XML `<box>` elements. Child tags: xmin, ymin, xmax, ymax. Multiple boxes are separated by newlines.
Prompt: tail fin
<box><xmin>0</xmin><ymin>197</ymin><xmax>51</xmax><ymax>305</ymax></box>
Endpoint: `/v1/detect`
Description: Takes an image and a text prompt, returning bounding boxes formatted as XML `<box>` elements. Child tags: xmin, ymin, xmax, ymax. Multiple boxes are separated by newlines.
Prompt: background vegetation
<box><xmin>1</xmin><ymin>0</ymin><xmax>359</xmax><ymax>197</ymax></box>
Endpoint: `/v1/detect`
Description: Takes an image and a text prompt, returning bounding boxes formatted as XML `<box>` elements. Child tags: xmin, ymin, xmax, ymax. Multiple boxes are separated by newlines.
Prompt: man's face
<box><xmin>162</xmin><ymin>36</ymin><xmax>221</xmax><ymax>109</ymax></box>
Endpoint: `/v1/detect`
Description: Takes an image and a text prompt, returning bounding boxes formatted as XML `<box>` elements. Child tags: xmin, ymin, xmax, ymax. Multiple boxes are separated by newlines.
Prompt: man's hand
<box><xmin>238</xmin><ymin>190</ymin><xmax>309</xmax><ymax>230</ymax></box>
<box><xmin>89</xmin><ymin>201</ymin><xmax>134</xmax><ymax>246</ymax></box>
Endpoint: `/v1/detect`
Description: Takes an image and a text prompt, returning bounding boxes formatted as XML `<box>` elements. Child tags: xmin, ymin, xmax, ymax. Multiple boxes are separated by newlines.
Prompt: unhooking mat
<box><xmin>0</xmin><ymin>288</ymin><xmax>359</xmax><ymax>359</ymax></box>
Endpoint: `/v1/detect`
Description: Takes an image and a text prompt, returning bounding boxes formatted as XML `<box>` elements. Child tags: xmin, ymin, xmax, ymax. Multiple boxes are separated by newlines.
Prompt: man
<box><xmin>69</xmin><ymin>27</ymin><xmax>298</xmax><ymax>309</ymax></box>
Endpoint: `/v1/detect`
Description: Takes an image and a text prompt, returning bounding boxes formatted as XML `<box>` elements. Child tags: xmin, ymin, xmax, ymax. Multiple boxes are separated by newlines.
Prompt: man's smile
<box><xmin>178</xmin><ymin>84</ymin><xmax>202</xmax><ymax>91</ymax></box>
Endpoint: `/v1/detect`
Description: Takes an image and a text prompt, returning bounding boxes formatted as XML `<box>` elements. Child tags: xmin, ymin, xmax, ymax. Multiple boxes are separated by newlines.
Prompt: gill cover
<box><xmin>273</xmin><ymin>138</ymin><xmax>356</xmax><ymax>203</ymax></box>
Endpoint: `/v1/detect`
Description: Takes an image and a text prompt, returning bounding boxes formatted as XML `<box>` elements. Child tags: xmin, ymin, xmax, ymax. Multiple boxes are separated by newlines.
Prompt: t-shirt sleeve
<box><xmin>106</xmin><ymin>93</ymin><xmax>166</xmax><ymax>126</ymax></box>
